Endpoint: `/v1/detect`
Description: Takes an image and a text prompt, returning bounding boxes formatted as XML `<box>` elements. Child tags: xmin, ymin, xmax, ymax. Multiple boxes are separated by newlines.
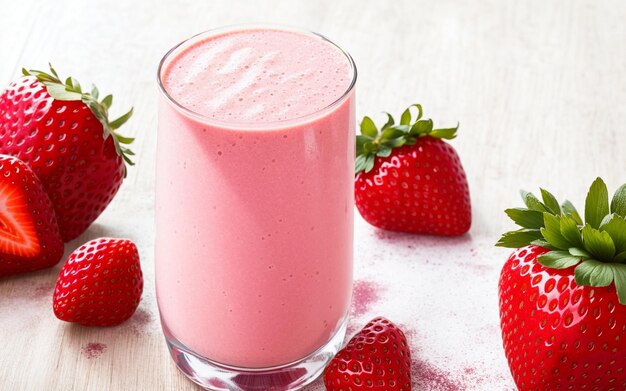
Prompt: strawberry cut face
<box><xmin>0</xmin><ymin>181</ymin><xmax>41</xmax><ymax>257</ymax></box>
<box><xmin>0</xmin><ymin>154</ymin><xmax>63</xmax><ymax>277</ymax></box>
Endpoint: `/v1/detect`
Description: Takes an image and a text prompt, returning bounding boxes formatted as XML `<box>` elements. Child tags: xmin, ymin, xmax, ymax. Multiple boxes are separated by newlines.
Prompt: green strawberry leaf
<box><xmin>356</xmin><ymin>135</ymin><xmax>369</xmax><ymax>155</ymax></box>
<box><xmin>538</xmin><ymin>251</ymin><xmax>582</xmax><ymax>269</ymax></box>
<box><xmin>110</xmin><ymin>108</ymin><xmax>134</xmax><ymax>130</ymax></box>
<box><xmin>582</xmin><ymin>224</ymin><xmax>615</xmax><ymax>261</ymax></box>
<box><xmin>496</xmin><ymin>229</ymin><xmax>543</xmax><ymax>248</ymax></box>
<box><xmin>121</xmin><ymin>153</ymin><xmax>135</xmax><ymax>165</ymax></box>
<box><xmin>600</xmin><ymin>215</ymin><xmax>626</xmax><ymax>254</ymax></box>
<box><xmin>388</xmin><ymin>138</ymin><xmax>407</xmax><ymax>147</ymax></box>
<box><xmin>560</xmin><ymin>215</ymin><xmax>583</xmax><ymax>248</ymax></box>
<box><xmin>101</xmin><ymin>94</ymin><xmax>113</xmax><ymax>110</ymax></box>
<box><xmin>382</xmin><ymin>112</ymin><xmax>395</xmax><ymax>129</ymax></box>
<box><xmin>585</xmin><ymin>177</ymin><xmax>609</xmax><ymax>229</ymax></box>
<box><xmin>91</xmin><ymin>85</ymin><xmax>100</xmax><ymax>99</ymax></box>
<box><xmin>590</xmin><ymin>262</ymin><xmax>614</xmax><ymax>287</ymax></box>
<box><xmin>574</xmin><ymin>259</ymin><xmax>605</xmax><ymax>286</ymax></box>
<box><xmin>599</xmin><ymin>213</ymin><xmax>614</xmax><ymax>228</ymax></box>
<box><xmin>531</xmin><ymin>239</ymin><xmax>556</xmax><ymax>249</ymax></box>
<box><xmin>569</xmin><ymin>247</ymin><xmax>591</xmax><ymax>258</ymax></box>
<box><xmin>615</xmin><ymin>251</ymin><xmax>626</xmax><ymax>263</ymax></box>
<box><xmin>44</xmin><ymin>83</ymin><xmax>83</xmax><ymax>101</ymax></box>
<box><xmin>611</xmin><ymin>183</ymin><xmax>626</xmax><ymax>216</ymax></box>
<box><xmin>520</xmin><ymin>191</ymin><xmax>548</xmax><ymax>212</ymax></box>
<box><xmin>561</xmin><ymin>200</ymin><xmax>583</xmax><ymax>225</ymax></box>
<box><xmin>541</xmin><ymin>213</ymin><xmax>572</xmax><ymax>250</ymax></box>
<box><xmin>115</xmin><ymin>135</ymin><xmax>135</xmax><ymax>144</ymax></box>
<box><xmin>610</xmin><ymin>263</ymin><xmax>626</xmax><ymax>304</ymax></box>
<box><xmin>120</xmin><ymin>147</ymin><xmax>135</xmax><ymax>156</ymax></box>
<box><xmin>377</xmin><ymin>146</ymin><xmax>392</xmax><ymax>158</ymax></box>
<box><xmin>401</xmin><ymin>103</ymin><xmax>423</xmax><ymax>125</ymax></box>
<box><xmin>504</xmin><ymin>208</ymin><xmax>544</xmax><ymax>229</ymax></box>
<box><xmin>364</xmin><ymin>154</ymin><xmax>375</xmax><ymax>173</ymax></box>
<box><xmin>540</xmin><ymin>188</ymin><xmax>561</xmax><ymax>215</ymax></box>
<box><xmin>355</xmin><ymin>155</ymin><xmax>368</xmax><ymax>174</ymax></box>
<box><xmin>48</xmin><ymin>63</ymin><xmax>59</xmax><ymax>78</ymax></box>
<box><xmin>429</xmin><ymin>126</ymin><xmax>458</xmax><ymax>140</ymax></box>
<box><xmin>360</xmin><ymin>116</ymin><xmax>378</xmax><ymax>137</ymax></box>
<box><xmin>412</xmin><ymin>103</ymin><xmax>423</xmax><ymax>121</ymax></box>
<box><xmin>362</xmin><ymin>143</ymin><xmax>375</xmax><ymax>156</ymax></box>
<box><xmin>410</xmin><ymin>119</ymin><xmax>433</xmax><ymax>135</ymax></box>
<box><xmin>400</xmin><ymin>107</ymin><xmax>411</xmax><ymax>125</ymax></box>
<box><xmin>380</xmin><ymin>127</ymin><xmax>406</xmax><ymax>140</ymax></box>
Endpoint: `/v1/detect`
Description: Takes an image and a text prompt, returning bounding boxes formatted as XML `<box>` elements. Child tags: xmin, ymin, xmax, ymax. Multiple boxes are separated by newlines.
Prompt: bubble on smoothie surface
<box><xmin>162</xmin><ymin>29</ymin><xmax>353</xmax><ymax>123</ymax></box>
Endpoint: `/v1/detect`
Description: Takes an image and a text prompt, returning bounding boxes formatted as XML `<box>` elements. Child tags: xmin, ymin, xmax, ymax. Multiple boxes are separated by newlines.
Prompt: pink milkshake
<box><xmin>156</xmin><ymin>26</ymin><xmax>356</xmax><ymax>390</ymax></box>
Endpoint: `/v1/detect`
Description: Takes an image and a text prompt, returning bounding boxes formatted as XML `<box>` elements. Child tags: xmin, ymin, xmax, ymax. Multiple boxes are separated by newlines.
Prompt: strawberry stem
<box><xmin>22</xmin><ymin>64</ymin><xmax>135</xmax><ymax>177</ymax></box>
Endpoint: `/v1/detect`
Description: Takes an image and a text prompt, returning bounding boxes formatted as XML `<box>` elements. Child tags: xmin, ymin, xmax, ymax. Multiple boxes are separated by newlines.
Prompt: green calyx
<box><xmin>497</xmin><ymin>177</ymin><xmax>626</xmax><ymax>304</ymax></box>
<box><xmin>22</xmin><ymin>64</ymin><xmax>135</xmax><ymax>176</ymax></box>
<box><xmin>355</xmin><ymin>104</ymin><xmax>459</xmax><ymax>174</ymax></box>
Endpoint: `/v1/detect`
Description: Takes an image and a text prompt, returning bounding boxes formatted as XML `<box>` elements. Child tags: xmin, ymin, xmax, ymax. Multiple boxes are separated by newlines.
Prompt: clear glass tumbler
<box><xmin>155</xmin><ymin>25</ymin><xmax>356</xmax><ymax>390</ymax></box>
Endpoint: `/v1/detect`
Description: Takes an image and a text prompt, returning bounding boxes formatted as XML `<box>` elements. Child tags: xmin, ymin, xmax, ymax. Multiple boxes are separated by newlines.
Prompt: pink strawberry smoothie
<box><xmin>156</xmin><ymin>27</ymin><xmax>355</xmax><ymax>368</ymax></box>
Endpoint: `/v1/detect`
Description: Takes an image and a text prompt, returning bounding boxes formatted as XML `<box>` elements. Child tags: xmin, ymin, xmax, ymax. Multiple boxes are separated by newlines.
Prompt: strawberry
<box><xmin>324</xmin><ymin>317</ymin><xmax>412</xmax><ymax>390</ymax></box>
<box><xmin>354</xmin><ymin>104</ymin><xmax>470</xmax><ymax>236</ymax></box>
<box><xmin>496</xmin><ymin>178</ymin><xmax>626</xmax><ymax>389</ymax></box>
<box><xmin>0</xmin><ymin>65</ymin><xmax>135</xmax><ymax>242</ymax></box>
<box><xmin>0</xmin><ymin>154</ymin><xmax>63</xmax><ymax>276</ymax></box>
<box><xmin>53</xmin><ymin>237</ymin><xmax>143</xmax><ymax>326</ymax></box>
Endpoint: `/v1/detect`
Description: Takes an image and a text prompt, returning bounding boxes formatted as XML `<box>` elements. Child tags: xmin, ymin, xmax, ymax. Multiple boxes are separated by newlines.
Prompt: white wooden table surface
<box><xmin>1</xmin><ymin>0</ymin><xmax>625</xmax><ymax>390</ymax></box>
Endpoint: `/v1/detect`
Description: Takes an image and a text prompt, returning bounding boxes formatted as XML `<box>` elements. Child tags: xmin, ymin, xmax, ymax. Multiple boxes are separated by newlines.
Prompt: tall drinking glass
<box><xmin>155</xmin><ymin>25</ymin><xmax>356</xmax><ymax>390</ymax></box>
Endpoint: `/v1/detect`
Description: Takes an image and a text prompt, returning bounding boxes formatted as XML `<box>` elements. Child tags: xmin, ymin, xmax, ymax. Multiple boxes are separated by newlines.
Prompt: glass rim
<box><xmin>156</xmin><ymin>23</ymin><xmax>357</xmax><ymax>129</ymax></box>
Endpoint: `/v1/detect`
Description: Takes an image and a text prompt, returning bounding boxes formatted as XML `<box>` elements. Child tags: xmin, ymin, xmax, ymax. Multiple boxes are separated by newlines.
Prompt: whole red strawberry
<box><xmin>53</xmin><ymin>237</ymin><xmax>143</xmax><ymax>326</ymax></box>
<box><xmin>0</xmin><ymin>155</ymin><xmax>63</xmax><ymax>276</ymax></box>
<box><xmin>324</xmin><ymin>317</ymin><xmax>412</xmax><ymax>391</ymax></box>
<box><xmin>0</xmin><ymin>65</ymin><xmax>135</xmax><ymax>242</ymax></box>
<box><xmin>497</xmin><ymin>178</ymin><xmax>626</xmax><ymax>389</ymax></box>
<box><xmin>355</xmin><ymin>104</ymin><xmax>470</xmax><ymax>236</ymax></box>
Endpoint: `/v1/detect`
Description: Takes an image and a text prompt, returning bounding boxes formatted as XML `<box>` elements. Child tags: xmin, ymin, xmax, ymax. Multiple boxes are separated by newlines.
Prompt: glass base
<box><xmin>162</xmin><ymin>317</ymin><xmax>347</xmax><ymax>391</ymax></box>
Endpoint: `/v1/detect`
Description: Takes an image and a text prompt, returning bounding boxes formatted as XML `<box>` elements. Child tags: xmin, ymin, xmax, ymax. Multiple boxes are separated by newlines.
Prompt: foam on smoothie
<box><xmin>162</xmin><ymin>29</ymin><xmax>353</xmax><ymax>123</ymax></box>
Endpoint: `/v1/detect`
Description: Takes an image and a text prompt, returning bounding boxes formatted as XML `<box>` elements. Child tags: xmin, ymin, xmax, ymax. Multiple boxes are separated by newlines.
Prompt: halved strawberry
<box><xmin>0</xmin><ymin>154</ymin><xmax>64</xmax><ymax>276</ymax></box>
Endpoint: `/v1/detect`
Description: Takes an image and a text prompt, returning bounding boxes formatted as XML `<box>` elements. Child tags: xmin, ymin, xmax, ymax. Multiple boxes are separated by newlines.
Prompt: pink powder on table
<box><xmin>350</xmin><ymin>279</ymin><xmax>382</xmax><ymax>318</ymax></box>
<box><xmin>129</xmin><ymin>308</ymin><xmax>153</xmax><ymax>336</ymax></box>
<box><xmin>82</xmin><ymin>343</ymin><xmax>107</xmax><ymax>359</ymax></box>
<box><xmin>344</xmin><ymin>280</ymin><xmax>384</xmax><ymax>337</ymax></box>
<box><xmin>412</xmin><ymin>358</ymin><xmax>463</xmax><ymax>391</ymax></box>
<box><xmin>401</xmin><ymin>324</ymin><xmax>462</xmax><ymax>389</ymax></box>
<box><xmin>399</xmin><ymin>323</ymin><xmax>419</xmax><ymax>349</ymax></box>
<box><xmin>33</xmin><ymin>282</ymin><xmax>54</xmax><ymax>299</ymax></box>
<box><xmin>406</xmin><ymin>332</ymin><xmax>498</xmax><ymax>389</ymax></box>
